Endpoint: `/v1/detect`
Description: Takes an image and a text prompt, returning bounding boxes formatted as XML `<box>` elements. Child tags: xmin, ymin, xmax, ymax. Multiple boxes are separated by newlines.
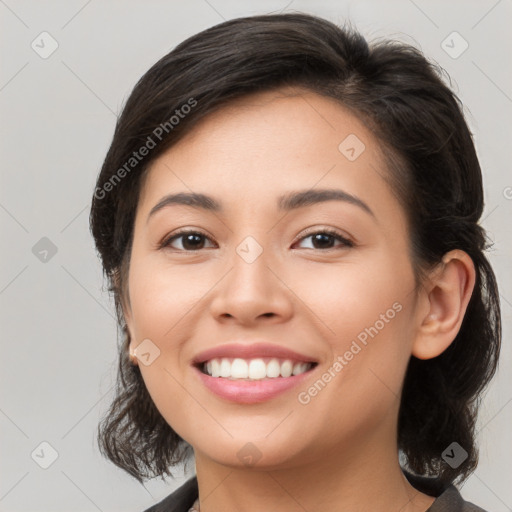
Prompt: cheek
<box><xmin>126</xmin><ymin>259</ymin><xmax>218</xmax><ymax>435</ymax></box>
<box><xmin>127</xmin><ymin>256</ymin><xmax>213</xmax><ymax>343</ymax></box>
<box><xmin>127</xmin><ymin>260</ymin><xmax>200</xmax><ymax>437</ymax></box>
<box><xmin>291</xmin><ymin>273</ymin><xmax>414</xmax><ymax>448</ymax></box>
<box><xmin>293</xmin><ymin>254</ymin><xmax>415</xmax><ymax>402</ymax></box>
<box><xmin>291</xmin><ymin>255</ymin><xmax>413</xmax><ymax>347</ymax></box>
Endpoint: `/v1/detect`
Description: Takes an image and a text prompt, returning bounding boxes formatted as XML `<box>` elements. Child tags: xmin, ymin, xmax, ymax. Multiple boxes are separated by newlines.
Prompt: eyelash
<box><xmin>159</xmin><ymin>228</ymin><xmax>354</xmax><ymax>252</ymax></box>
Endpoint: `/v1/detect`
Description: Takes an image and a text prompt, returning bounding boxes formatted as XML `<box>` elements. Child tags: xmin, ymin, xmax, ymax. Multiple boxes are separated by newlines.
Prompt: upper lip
<box><xmin>192</xmin><ymin>342</ymin><xmax>318</xmax><ymax>365</ymax></box>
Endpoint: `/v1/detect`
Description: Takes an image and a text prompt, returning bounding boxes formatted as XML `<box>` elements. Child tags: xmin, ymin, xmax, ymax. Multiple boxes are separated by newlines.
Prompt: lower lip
<box><xmin>194</xmin><ymin>366</ymin><xmax>315</xmax><ymax>404</ymax></box>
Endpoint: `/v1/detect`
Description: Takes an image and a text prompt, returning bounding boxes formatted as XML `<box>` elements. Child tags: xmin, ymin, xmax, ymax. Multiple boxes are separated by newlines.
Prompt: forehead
<box><xmin>136</xmin><ymin>87</ymin><xmax>400</xmax><ymax>223</ymax></box>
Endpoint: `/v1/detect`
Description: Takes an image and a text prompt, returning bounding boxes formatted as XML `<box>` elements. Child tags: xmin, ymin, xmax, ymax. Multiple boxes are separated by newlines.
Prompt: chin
<box><xmin>193</xmin><ymin>434</ymin><xmax>307</xmax><ymax>471</ymax></box>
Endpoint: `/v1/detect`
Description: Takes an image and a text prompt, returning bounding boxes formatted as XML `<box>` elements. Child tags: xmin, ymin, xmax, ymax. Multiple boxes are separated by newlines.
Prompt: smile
<box><xmin>201</xmin><ymin>357</ymin><xmax>314</xmax><ymax>380</ymax></box>
<box><xmin>192</xmin><ymin>343</ymin><xmax>319</xmax><ymax>403</ymax></box>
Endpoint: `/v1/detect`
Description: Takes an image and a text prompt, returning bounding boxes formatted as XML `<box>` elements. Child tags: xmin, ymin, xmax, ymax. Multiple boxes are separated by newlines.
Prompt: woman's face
<box><xmin>123</xmin><ymin>87</ymin><xmax>426</xmax><ymax>470</ymax></box>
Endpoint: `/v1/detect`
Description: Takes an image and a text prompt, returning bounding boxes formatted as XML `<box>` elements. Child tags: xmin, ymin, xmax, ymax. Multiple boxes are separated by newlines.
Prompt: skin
<box><xmin>123</xmin><ymin>87</ymin><xmax>475</xmax><ymax>512</ymax></box>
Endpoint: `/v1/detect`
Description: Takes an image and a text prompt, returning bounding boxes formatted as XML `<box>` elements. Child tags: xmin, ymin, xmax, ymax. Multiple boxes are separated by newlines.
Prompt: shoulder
<box><xmin>141</xmin><ymin>476</ymin><xmax>198</xmax><ymax>512</ymax></box>
<box><xmin>429</xmin><ymin>485</ymin><xmax>488</xmax><ymax>512</ymax></box>
<box><xmin>404</xmin><ymin>471</ymin><xmax>489</xmax><ymax>512</ymax></box>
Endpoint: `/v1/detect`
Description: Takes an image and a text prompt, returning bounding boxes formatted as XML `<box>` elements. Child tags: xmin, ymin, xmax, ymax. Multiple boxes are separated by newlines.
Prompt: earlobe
<box><xmin>125</xmin><ymin>319</ymin><xmax>139</xmax><ymax>367</ymax></box>
<box><xmin>128</xmin><ymin>343</ymin><xmax>139</xmax><ymax>366</ymax></box>
<box><xmin>124</xmin><ymin>312</ymin><xmax>138</xmax><ymax>366</ymax></box>
<box><xmin>412</xmin><ymin>250</ymin><xmax>476</xmax><ymax>360</ymax></box>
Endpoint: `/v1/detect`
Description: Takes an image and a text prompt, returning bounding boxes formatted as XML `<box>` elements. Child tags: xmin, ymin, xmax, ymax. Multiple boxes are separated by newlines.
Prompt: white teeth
<box><xmin>292</xmin><ymin>362</ymin><xmax>309</xmax><ymax>375</ymax></box>
<box><xmin>248</xmin><ymin>359</ymin><xmax>267</xmax><ymax>379</ymax></box>
<box><xmin>266</xmin><ymin>358</ymin><xmax>281</xmax><ymax>378</ymax></box>
<box><xmin>231</xmin><ymin>358</ymin><xmax>249</xmax><ymax>379</ymax></box>
<box><xmin>202</xmin><ymin>357</ymin><xmax>313</xmax><ymax>380</ymax></box>
<box><xmin>220</xmin><ymin>358</ymin><xmax>231</xmax><ymax>378</ymax></box>
<box><xmin>211</xmin><ymin>359</ymin><xmax>220</xmax><ymax>377</ymax></box>
<box><xmin>280</xmin><ymin>360</ymin><xmax>293</xmax><ymax>378</ymax></box>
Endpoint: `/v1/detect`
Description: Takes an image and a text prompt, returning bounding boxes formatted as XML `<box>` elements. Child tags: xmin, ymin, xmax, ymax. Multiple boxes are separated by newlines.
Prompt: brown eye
<box><xmin>162</xmin><ymin>231</ymin><xmax>215</xmax><ymax>251</ymax></box>
<box><xmin>295</xmin><ymin>229</ymin><xmax>354</xmax><ymax>250</ymax></box>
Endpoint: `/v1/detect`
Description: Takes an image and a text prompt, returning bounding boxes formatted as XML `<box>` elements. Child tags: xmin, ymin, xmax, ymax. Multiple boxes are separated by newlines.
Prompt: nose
<box><xmin>209</xmin><ymin>245</ymin><xmax>294</xmax><ymax>326</ymax></box>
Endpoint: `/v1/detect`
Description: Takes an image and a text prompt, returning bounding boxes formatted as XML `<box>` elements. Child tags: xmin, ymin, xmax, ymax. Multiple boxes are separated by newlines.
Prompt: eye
<box><xmin>294</xmin><ymin>229</ymin><xmax>354</xmax><ymax>250</ymax></box>
<box><xmin>160</xmin><ymin>228</ymin><xmax>354</xmax><ymax>252</ymax></box>
<box><xmin>161</xmin><ymin>230</ymin><xmax>216</xmax><ymax>251</ymax></box>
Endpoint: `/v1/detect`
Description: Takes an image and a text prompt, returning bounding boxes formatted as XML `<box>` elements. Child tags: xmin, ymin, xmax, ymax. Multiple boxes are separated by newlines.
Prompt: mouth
<box><xmin>191</xmin><ymin>343</ymin><xmax>319</xmax><ymax>404</ymax></box>
<box><xmin>194</xmin><ymin>360</ymin><xmax>318</xmax><ymax>404</ymax></box>
<box><xmin>196</xmin><ymin>357</ymin><xmax>317</xmax><ymax>380</ymax></box>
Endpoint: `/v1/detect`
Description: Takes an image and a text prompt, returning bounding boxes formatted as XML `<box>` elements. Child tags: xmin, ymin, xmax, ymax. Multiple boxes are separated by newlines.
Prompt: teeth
<box><xmin>292</xmin><ymin>362</ymin><xmax>307</xmax><ymax>375</ymax></box>
<box><xmin>266</xmin><ymin>358</ymin><xmax>280</xmax><ymax>378</ymax></box>
<box><xmin>281</xmin><ymin>360</ymin><xmax>293</xmax><ymax>377</ymax></box>
<box><xmin>248</xmin><ymin>359</ymin><xmax>266</xmax><ymax>379</ymax></box>
<box><xmin>202</xmin><ymin>358</ymin><xmax>312</xmax><ymax>380</ymax></box>
<box><xmin>220</xmin><ymin>358</ymin><xmax>231</xmax><ymax>378</ymax></box>
<box><xmin>231</xmin><ymin>358</ymin><xmax>249</xmax><ymax>379</ymax></box>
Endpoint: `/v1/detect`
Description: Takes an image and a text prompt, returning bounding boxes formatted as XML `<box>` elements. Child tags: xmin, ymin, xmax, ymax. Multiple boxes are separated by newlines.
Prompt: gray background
<box><xmin>1</xmin><ymin>1</ymin><xmax>511</xmax><ymax>510</ymax></box>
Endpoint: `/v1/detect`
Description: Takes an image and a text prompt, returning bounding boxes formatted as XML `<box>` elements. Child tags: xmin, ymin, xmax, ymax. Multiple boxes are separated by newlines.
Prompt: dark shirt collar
<box><xmin>143</xmin><ymin>470</ymin><xmax>487</xmax><ymax>512</ymax></box>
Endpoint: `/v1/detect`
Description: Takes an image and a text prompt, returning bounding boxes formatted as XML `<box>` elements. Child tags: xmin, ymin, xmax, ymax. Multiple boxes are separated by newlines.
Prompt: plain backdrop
<box><xmin>1</xmin><ymin>1</ymin><xmax>511</xmax><ymax>511</ymax></box>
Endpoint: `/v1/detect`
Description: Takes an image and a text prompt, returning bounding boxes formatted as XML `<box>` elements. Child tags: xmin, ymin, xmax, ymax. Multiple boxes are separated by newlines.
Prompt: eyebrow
<box><xmin>147</xmin><ymin>188</ymin><xmax>375</xmax><ymax>222</ymax></box>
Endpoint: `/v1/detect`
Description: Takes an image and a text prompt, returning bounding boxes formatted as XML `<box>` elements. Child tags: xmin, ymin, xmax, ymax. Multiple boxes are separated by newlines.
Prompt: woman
<box><xmin>90</xmin><ymin>12</ymin><xmax>501</xmax><ymax>512</ymax></box>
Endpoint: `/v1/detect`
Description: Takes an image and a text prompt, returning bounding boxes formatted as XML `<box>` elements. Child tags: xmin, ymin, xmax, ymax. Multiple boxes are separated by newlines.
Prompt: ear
<box><xmin>412</xmin><ymin>249</ymin><xmax>476</xmax><ymax>360</ymax></box>
<box><xmin>124</xmin><ymin>307</ymin><xmax>139</xmax><ymax>367</ymax></box>
<box><xmin>113</xmin><ymin>268</ymin><xmax>138</xmax><ymax>366</ymax></box>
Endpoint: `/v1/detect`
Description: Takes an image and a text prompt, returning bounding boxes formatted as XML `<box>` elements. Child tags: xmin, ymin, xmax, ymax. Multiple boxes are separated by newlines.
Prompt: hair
<box><xmin>90</xmin><ymin>12</ymin><xmax>501</xmax><ymax>486</ymax></box>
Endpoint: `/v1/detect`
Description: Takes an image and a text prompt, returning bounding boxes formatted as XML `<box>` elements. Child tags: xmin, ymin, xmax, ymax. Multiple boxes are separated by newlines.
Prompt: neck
<box><xmin>193</xmin><ymin>429</ymin><xmax>435</xmax><ymax>512</ymax></box>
